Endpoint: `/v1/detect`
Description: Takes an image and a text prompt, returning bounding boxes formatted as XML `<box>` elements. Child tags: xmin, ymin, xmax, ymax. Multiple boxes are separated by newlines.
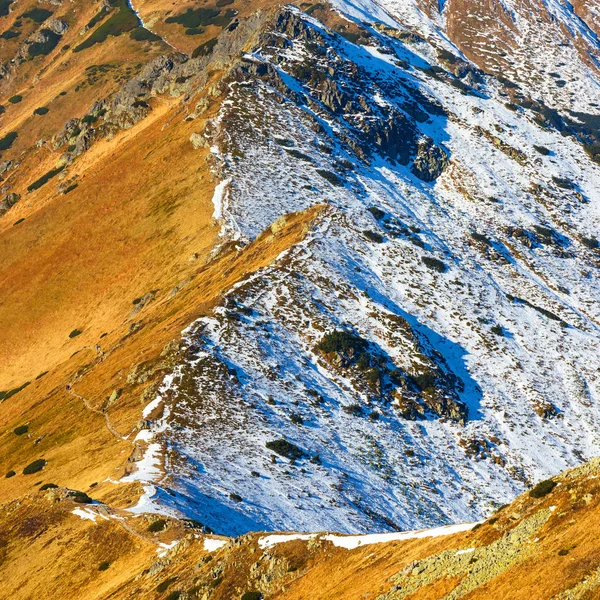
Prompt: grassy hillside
<box><xmin>1</xmin><ymin>460</ymin><xmax>599</xmax><ymax>599</ymax></box>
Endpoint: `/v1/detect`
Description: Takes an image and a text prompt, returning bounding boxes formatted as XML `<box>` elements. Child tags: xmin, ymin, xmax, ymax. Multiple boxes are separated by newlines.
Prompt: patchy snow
<box><xmin>258</xmin><ymin>533</ymin><xmax>317</xmax><ymax>549</ymax></box>
<box><xmin>120</xmin><ymin>377</ymin><xmax>179</xmax><ymax>517</ymax></box>
<box><xmin>203</xmin><ymin>537</ymin><xmax>229</xmax><ymax>552</ymax></box>
<box><xmin>157</xmin><ymin>540</ymin><xmax>179</xmax><ymax>557</ymax></box>
<box><xmin>258</xmin><ymin>522</ymin><xmax>478</xmax><ymax>550</ymax></box>
<box><xmin>121</xmin><ymin>443</ymin><xmax>163</xmax><ymax>483</ymax></box>
<box><xmin>211</xmin><ymin>178</ymin><xmax>231</xmax><ymax>221</ymax></box>
<box><xmin>72</xmin><ymin>508</ymin><xmax>107</xmax><ymax>523</ymax></box>
<box><xmin>126</xmin><ymin>4</ymin><xmax>600</xmax><ymax>537</ymax></box>
<box><xmin>142</xmin><ymin>397</ymin><xmax>163</xmax><ymax>419</ymax></box>
<box><xmin>322</xmin><ymin>522</ymin><xmax>480</xmax><ymax>549</ymax></box>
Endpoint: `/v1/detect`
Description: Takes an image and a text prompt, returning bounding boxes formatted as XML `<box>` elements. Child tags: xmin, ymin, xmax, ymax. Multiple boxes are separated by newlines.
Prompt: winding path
<box><xmin>66</xmin><ymin>384</ymin><xmax>128</xmax><ymax>442</ymax></box>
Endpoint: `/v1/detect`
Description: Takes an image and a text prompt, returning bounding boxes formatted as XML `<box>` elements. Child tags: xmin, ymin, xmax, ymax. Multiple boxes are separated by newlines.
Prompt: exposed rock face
<box><xmin>0</xmin><ymin>161</ymin><xmax>13</xmax><ymax>179</ymax></box>
<box><xmin>190</xmin><ymin>132</ymin><xmax>208</xmax><ymax>150</ymax></box>
<box><xmin>46</xmin><ymin>18</ymin><xmax>68</xmax><ymax>35</ymax></box>
<box><xmin>0</xmin><ymin>192</ymin><xmax>20</xmax><ymax>216</ymax></box>
<box><xmin>411</xmin><ymin>136</ymin><xmax>449</xmax><ymax>181</ymax></box>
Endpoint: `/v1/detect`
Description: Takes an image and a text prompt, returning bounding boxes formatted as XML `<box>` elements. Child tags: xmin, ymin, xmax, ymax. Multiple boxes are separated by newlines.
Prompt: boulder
<box><xmin>411</xmin><ymin>136</ymin><xmax>449</xmax><ymax>181</ymax></box>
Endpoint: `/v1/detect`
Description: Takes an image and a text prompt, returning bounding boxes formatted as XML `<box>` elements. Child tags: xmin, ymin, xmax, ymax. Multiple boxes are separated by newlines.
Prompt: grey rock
<box><xmin>411</xmin><ymin>136</ymin><xmax>449</xmax><ymax>181</ymax></box>
<box><xmin>190</xmin><ymin>132</ymin><xmax>208</xmax><ymax>149</ymax></box>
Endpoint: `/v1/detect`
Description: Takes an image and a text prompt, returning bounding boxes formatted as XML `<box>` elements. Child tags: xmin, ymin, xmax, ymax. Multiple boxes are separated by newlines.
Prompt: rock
<box><xmin>0</xmin><ymin>192</ymin><xmax>20</xmax><ymax>216</ymax></box>
<box><xmin>393</xmin><ymin>392</ymin><xmax>424</xmax><ymax>420</ymax></box>
<box><xmin>411</xmin><ymin>136</ymin><xmax>449</xmax><ymax>181</ymax></box>
<box><xmin>270</xmin><ymin>214</ymin><xmax>288</xmax><ymax>234</ymax></box>
<box><xmin>129</xmin><ymin>290</ymin><xmax>156</xmax><ymax>317</ymax></box>
<box><xmin>169</xmin><ymin>277</ymin><xmax>191</xmax><ymax>297</ymax></box>
<box><xmin>106</xmin><ymin>388</ymin><xmax>122</xmax><ymax>406</ymax></box>
<box><xmin>161</xmin><ymin>339</ymin><xmax>180</xmax><ymax>358</ymax></box>
<box><xmin>190</xmin><ymin>133</ymin><xmax>208</xmax><ymax>149</ymax></box>
<box><xmin>46</xmin><ymin>18</ymin><xmax>68</xmax><ymax>35</ymax></box>
<box><xmin>0</xmin><ymin>161</ymin><xmax>13</xmax><ymax>178</ymax></box>
<box><xmin>192</xmin><ymin>98</ymin><xmax>209</xmax><ymax>117</ymax></box>
<box><xmin>359</xmin><ymin>109</ymin><xmax>417</xmax><ymax>164</ymax></box>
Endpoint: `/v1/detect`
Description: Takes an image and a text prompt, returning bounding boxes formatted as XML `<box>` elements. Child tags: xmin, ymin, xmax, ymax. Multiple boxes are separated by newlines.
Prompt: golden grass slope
<box><xmin>0</xmin><ymin>0</ymin><xmax>322</xmax><ymax>545</ymax></box>
<box><xmin>2</xmin><ymin>460</ymin><xmax>600</xmax><ymax>599</ymax></box>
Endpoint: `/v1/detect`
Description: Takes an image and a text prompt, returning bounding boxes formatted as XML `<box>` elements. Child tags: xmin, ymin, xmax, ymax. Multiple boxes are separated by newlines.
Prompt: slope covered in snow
<box><xmin>128</xmin><ymin>2</ymin><xmax>600</xmax><ymax>536</ymax></box>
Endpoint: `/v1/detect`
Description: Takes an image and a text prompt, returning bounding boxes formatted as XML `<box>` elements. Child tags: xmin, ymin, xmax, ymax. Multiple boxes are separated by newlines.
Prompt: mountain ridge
<box><xmin>1</xmin><ymin>0</ymin><xmax>600</xmax><ymax>596</ymax></box>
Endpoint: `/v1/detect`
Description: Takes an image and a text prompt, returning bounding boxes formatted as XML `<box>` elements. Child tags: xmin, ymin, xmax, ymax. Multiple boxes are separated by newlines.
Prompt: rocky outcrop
<box><xmin>0</xmin><ymin>192</ymin><xmax>20</xmax><ymax>216</ymax></box>
<box><xmin>411</xmin><ymin>136</ymin><xmax>449</xmax><ymax>181</ymax></box>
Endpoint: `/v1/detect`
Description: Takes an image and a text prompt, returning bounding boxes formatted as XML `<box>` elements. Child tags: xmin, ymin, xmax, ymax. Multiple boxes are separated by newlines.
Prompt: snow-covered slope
<box><xmin>129</xmin><ymin>2</ymin><xmax>600</xmax><ymax>535</ymax></box>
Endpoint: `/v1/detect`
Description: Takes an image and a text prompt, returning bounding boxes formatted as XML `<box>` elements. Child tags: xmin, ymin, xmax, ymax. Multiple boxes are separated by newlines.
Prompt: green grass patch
<box><xmin>130</xmin><ymin>27</ymin><xmax>161</xmax><ymax>42</ymax></box>
<box><xmin>317</xmin><ymin>330</ymin><xmax>367</xmax><ymax>354</ymax></box>
<box><xmin>28</xmin><ymin>29</ymin><xmax>61</xmax><ymax>58</ymax></box>
<box><xmin>23</xmin><ymin>8</ymin><xmax>52</xmax><ymax>22</ymax></box>
<box><xmin>87</xmin><ymin>7</ymin><xmax>109</xmax><ymax>29</ymax></box>
<box><xmin>23</xmin><ymin>459</ymin><xmax>46</xmax><ymax>475</ymax></box>
<box><xmin>74</xmin><ymin>0</ymin><xmax>139</xmax><ymax>53</ymax></box>
<box><xmin>0</xmin><ymin>131</ymin><xmax>17</xmax><ymax>151</ymax></box>
<box><xmin>148</xmin><ymin>518</ymin><xmax>168</xmax><ymax>532</ymax></box>
<box><xmin>156</xmin><ymin>578</ymin><xmax>177</xmax><ymax>593</ymax></box>
<box><xmin>27</xmin><ymin>166</ymin><xmax>65</xmax><ymax>192</ymax></box>
<box><xmin>1</xmin><ymin>30</ymin><xmax>19</xmax><ymax>40</ymax></box>
<box><xmin>529</xmin><ymin>479</ymin><xmax>557</xmax><ymax>498</ymax></box>
<box><xmin>0</xmin><ymin>381</ymin><xmax>30</xmax><ymax>401</ymax></box>
<box><xmin>422</xmin><ymin>256</ymin><xmax>447</xmax><ymax>273</ymax></box>
<box><xmin>39</xmin><ymin>483</ymin><xmax>58</xmax><ymax>490</ymax></box>
<box><xmin>316</xmin><ymin>169</ymin><xmax>343</xmax><ymax>186</ymax></box>
<box><xmin>363</xmin><ymin>229</ymin><xmax>383</xmax><ymax>243</ymax></box>
<box><xmin>166</xmin><ymin>7</ymin><xmax>236</xmax><ymax>29</ymax></box>
<box><xmin>191</xmin><ymin>37</ymin><xmax>218</xmax><ymax>58</ymax></box>
<box><xmin>0</xmin><ymin>0</ymin><xmax>13</xmax><ymax>17</ymax></box>
<box><xmin>265</xmin><ymin>439</ymin><xmax>305</xmax><ymax>460</ymax></box>
<box><xmin>166</xmin><ymin>7</ymin><xmax>219</xmax><ymax>28</ymax></box>
<box><xmin>68</xmin><ymin>490</ymin><xmax>93</xmax><ymax>503</ymax></box>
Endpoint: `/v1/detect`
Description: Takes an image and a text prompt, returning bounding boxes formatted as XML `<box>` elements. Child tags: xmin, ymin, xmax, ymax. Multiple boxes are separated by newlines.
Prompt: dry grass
<box><xmin>3</xmin><ymin>461</ymin><xmax>600</xmax><ymax>599</ymax></box>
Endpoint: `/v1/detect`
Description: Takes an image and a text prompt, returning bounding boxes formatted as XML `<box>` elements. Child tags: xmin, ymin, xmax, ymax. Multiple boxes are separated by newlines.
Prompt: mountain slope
<box><xmin>1</xmin><ymin>0</ymin><xmax>600</xmax><ymax>594</ymax></box>
<box><xmin>2</xmin><ymin>459</ymin><xmax>600</xmax><ymax>599</ymax></box>
<box><xmin>115</xmin><ymin>2</ymin><xmax>600</xmax><ymax>535</ymax></box>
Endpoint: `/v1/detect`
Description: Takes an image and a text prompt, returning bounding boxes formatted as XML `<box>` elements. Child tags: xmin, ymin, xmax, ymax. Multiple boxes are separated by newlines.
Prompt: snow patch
<box><xmin>203</xmin><ymin>538</ymin><xmax>229</xmax><ymax>552</ymax></box>
<box><xmin>72</xmin><ymin>508</ymin><xmax>107</xmax><ymax>523</ymax></box>
<box><xmin>322</xmin><ymin>522</ymin><xmax>480</xmax><ymax>549</ymax></box>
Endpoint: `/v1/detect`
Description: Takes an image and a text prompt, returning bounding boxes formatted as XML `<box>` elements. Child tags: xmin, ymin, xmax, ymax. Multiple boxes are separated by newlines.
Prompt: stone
<box><xmin>190</xmin><ymin>133</ymin><xmax>208</xmax><ymax>149</ymax></box>
<box><xmin>411</xmin><ymin>136</ymin><xmax>449</xmax><ymax>181</ymax></box>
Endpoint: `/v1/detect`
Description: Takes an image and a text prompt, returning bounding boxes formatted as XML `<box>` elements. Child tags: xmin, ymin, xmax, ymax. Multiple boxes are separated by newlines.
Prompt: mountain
<box><xmin>1</xmin><ymin>0</ymin><xmax>600</xmax><ymax>596</ymax></box>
